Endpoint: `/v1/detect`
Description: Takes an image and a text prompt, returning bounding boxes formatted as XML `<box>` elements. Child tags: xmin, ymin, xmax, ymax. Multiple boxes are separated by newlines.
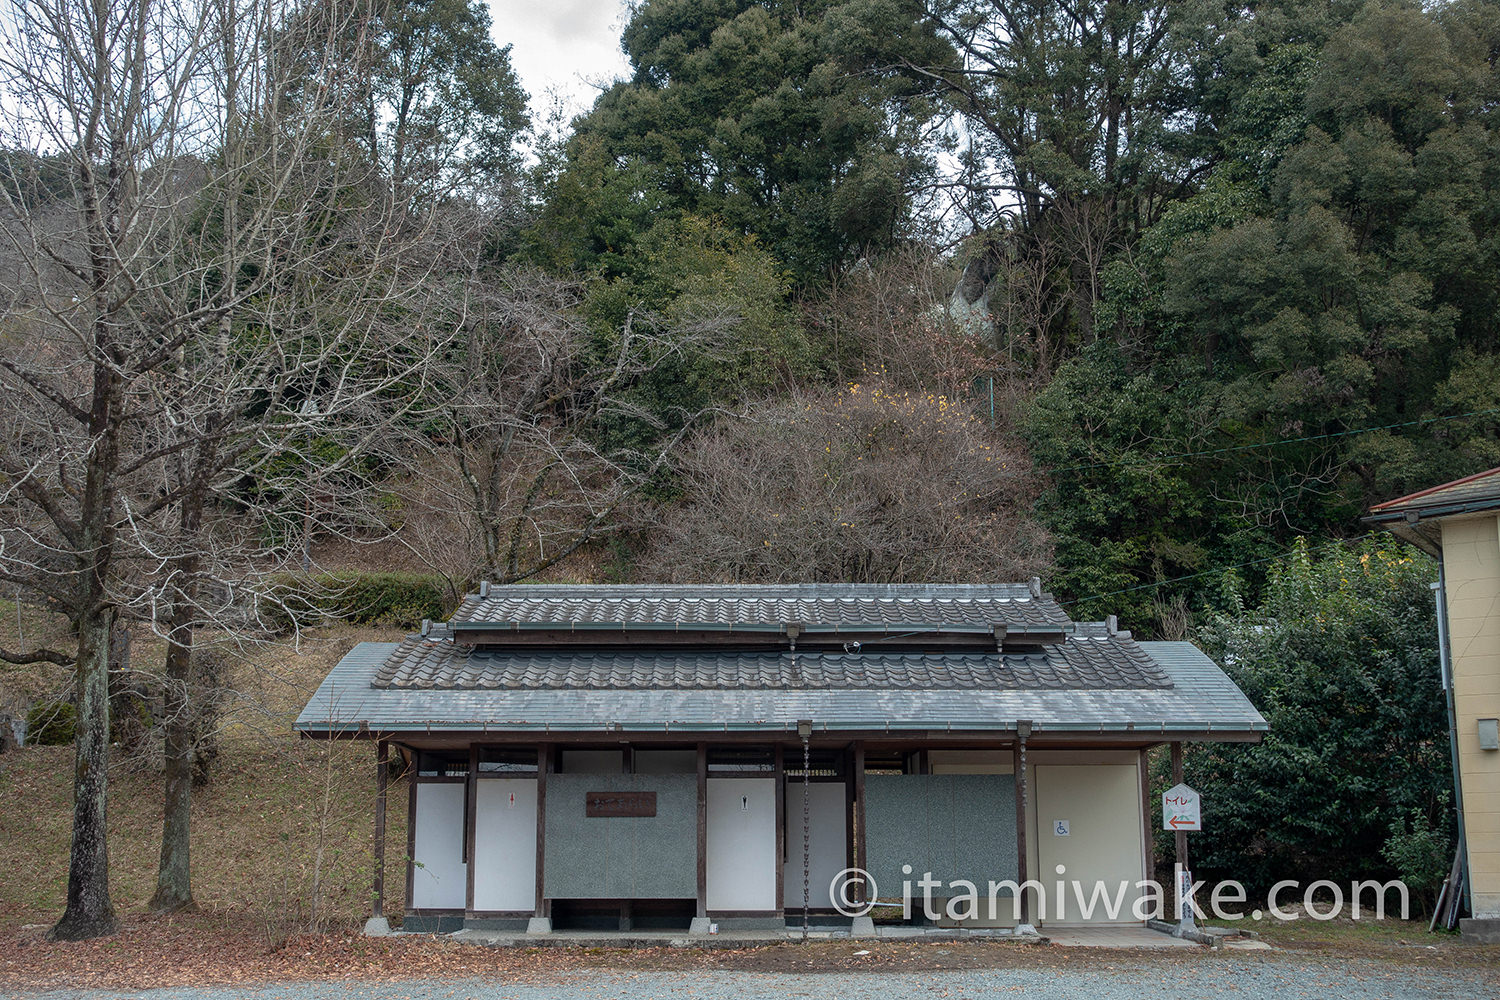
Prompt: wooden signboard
<box><xmin>586</xmin><ymin>790</ymin><xmax>657</xmax><ymax>817</ymax></box>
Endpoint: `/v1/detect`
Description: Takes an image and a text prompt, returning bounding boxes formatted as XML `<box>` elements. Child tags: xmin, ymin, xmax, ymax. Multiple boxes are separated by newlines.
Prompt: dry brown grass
<box><xmin>1252</xmin><ymin>912</ymin><xmax>1471</xmax><ymax>955</ymax></box>
<box><xmin>0</xmin><ymin>623</ymin><xmax>411</xmax><ymax>943</ymax></box>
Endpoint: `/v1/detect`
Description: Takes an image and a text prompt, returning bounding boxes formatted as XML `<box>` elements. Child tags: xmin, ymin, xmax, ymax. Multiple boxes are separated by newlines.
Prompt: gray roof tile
<box><xmin>446</xmin><ymin>583</ymin><xmax>1067</xmax><ymax>630</ymax></box>
<box><xmin>294</xmin><ymin>638</ymin><xmax>1267</xmax><ymax>736</ymax></box>
<box><xmin>369</xmin><ymin>636</ymin><xmax>1171</xmax><ymax>691</ymax></box>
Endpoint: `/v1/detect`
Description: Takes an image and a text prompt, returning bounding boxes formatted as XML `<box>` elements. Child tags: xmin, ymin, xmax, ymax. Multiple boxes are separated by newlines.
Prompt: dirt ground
<box><xmin>2</xmin><ymin>913</ymin><xmax>1498</xmax><ymax>995</ymax></box>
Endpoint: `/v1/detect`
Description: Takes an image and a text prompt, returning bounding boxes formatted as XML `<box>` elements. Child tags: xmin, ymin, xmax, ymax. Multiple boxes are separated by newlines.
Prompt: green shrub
<box><xmin>1190</xmin><ymin>540</ymin><xmax>1452</xmax><ymax>893</ymax></box>
<box><xmin>266</xmin><ymin>572</ymin><xmax>455</xmax><ymax>633</ymax></box>
<box><xmin>25</xmin><ymin>700</ymin><xmax>75</xmax><ymax>745</ymax></box>
<box><xmin>1382</xmin><ymin>808</ymin><xmax>1452</xmax><ymax>914</ymax></box>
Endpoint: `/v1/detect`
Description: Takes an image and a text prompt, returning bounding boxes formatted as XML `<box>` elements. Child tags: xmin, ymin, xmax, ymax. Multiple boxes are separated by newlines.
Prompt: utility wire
<box><xmin>1044</xmin><ymin>407</ymin><xmax>1500</xmax><ymax>476</ymax></box>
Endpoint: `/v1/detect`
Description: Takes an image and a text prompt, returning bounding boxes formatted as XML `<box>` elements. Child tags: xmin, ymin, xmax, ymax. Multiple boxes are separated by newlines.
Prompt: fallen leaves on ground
<box><xmin>3</xmin><ymin>915</ymin><xmax>1497</xmax><ymax>994</ymax></box>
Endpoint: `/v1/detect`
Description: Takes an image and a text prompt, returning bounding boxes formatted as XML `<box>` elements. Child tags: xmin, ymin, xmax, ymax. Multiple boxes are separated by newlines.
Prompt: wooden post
<box><xmin>464</xmin><ymin>745</ymin><xmax>478</xmax><ymax>916</ymax></box>
<box><xmin>374</xmin><ymin>739</ymin><xmax>388</xmax><ymax>919</ymax></box>
<box><xmin>853</xmin><ymin>742</ymin><xmax>866</xmax><ymax>906</ymax></box>
<box><xmin>696</xmin><ymin>742</ymin><xmax>708</xmax><ymax>917</ymax></box>
<box><xmin>405</xmin><ymin>759</ymin><xmax>418</xmax><ymax>911</ymax></box>
<box><xmin>1139</xmin><ymin>748</ymin><xmax>1154</xmax><ymax>888</ymax></box>
<box><xmin>774</xmin><ymin>744</ymin><xmax>785</xmax><ymax>915</ymax></box>
<box><xmin>535</xmin><ymin>744</ymin><xmax>550</xmax><ymax>917</ymax></box>
<box><xmin>844</xmin><ymin>745</ymin><xmax>856</xmax><ymax>872</ymax></box>
<box><xmin>1171</xmin><ymin>741</ymin><xmax>1191</xmax><ymax>927</ymax></box>
<box><xmin>1014</xmin><ymin>724</ymin><xmax>1031</xmax><ymax>927</ymax></box>
<box><xmin>1171</xmin><ymin>742</ymin><xmax>1187</xmax><ymax>875</ymax></box>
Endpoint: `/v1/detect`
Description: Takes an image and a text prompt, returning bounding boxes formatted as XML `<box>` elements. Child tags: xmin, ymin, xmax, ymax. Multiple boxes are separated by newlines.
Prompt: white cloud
<box><xmin>488</xmin><ymin>0</ymin><xmax>634</xmax><ymax>118</ymax></box>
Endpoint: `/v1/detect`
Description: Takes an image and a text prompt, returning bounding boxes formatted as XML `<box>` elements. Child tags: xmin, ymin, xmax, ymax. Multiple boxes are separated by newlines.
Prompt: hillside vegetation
<box><xmin>0</xmin><ymin>624</ymin><xmax>407</xmax><ymax>939</ymax></box>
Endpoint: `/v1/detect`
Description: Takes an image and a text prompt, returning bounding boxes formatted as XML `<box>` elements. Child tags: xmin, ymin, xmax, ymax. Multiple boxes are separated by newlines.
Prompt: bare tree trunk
<box><xmin>151</xmin><ymin>412</ymin><xmax>216</xmax><ymax>911</ymax></box>
<box><xmin>51</xmin><ymin>225</ymin><xmax>127</xmax><ymax>937</ymax></box>
<box><xmin>149</xmin><ymin>607</ymin><xmax>196</xmax><ymax>913</ymax></box>
<box><xmin>0</xmin><ymin>0</ymin><xmax>460</xmax><ymax>937</ymax></box>
<box><xmin>50</xmin><ymin>607</ymin><xmax>117</xmax><ymax>940</ymax></box>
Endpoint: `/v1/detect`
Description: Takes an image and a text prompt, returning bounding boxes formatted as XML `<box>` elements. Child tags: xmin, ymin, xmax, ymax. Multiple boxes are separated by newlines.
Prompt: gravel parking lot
<box><xmin>20</xmin><ymin>954</ymin><xmax>1497</xmax><ymax>1000</ymax></box>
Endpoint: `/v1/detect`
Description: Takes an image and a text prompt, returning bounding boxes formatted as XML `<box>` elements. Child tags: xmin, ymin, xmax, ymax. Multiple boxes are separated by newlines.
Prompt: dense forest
<box><xmin>341</xmin><ymin>0</ymin><xmax>1500</xmax><ymax>629</ymax></box>
<box><xmin>7</xmin><ymin>0</ymin><xmax>1495</xmax><ymax>627</ymax></box>
<box><xmin>522</xmin><ymin>0</ymin><xmax>1500</xmax><ymax>631</ymax></box>
<box><xmin>0</xmin><ymin>0</ymin><xmax>1493</xmax><ymax>939</ymax></box>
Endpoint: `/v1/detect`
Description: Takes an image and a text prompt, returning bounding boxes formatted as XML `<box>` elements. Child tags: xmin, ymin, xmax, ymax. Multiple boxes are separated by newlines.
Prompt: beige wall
<box><xmin>1441</xmin><ymin>513</ymin><xmax>1500</xmax><ymax>919</ymax></box>
<box><xmin>1028</xmin><ymin>751</ymin><xmax>1146</xmax><ymax>926</ymax></box>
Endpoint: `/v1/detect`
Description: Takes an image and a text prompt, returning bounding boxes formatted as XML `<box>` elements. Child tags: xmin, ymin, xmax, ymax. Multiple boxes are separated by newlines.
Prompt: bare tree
<box><xmin>0</xmin><ymin>0</ymin><xmax>222</xmax><ymax>940</ymax></box>
<box><xmin>986</xmin><ymin>225</ymin><xmax>1073</xmax><ymax>379</ymax></box>
<box><xmin>810</xmin><ymin>245</ymin><xmax>1009</xmax><ymax>398</ymax></box>
<box><xmin>641</xmin><ymin>382</ymin><xmax>1052</xmax><ymax>583</ymax></box>
<box><xmin>0</xmin><ymin>0</ymin><xmax>462</xmax><ymax>934</ymax></box>
<box><xmin>393</xmin><ymin>267</ymin><xmax>726</xmax><ymax>593</ymax></box>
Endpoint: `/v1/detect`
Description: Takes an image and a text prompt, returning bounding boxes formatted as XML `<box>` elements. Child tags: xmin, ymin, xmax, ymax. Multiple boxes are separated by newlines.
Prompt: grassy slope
<box><xmin>0</xmin><ymin>623</ymin><xmax>410</xmax><ymax>938</ymax></box>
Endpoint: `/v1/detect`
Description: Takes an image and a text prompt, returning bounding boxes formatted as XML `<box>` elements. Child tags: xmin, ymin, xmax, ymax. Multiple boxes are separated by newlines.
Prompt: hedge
<box><xmin>267</xmin><ymin>572</ymin><xmax>456</xmax><ymax>632</ymax></box>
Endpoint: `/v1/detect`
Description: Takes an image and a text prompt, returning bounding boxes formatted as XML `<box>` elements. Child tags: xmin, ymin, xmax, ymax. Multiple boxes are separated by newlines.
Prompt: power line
<box><xmin>1044</xmin><ymin>407</ymin><xmax>1500</xmax><ymax>476</ymax></box>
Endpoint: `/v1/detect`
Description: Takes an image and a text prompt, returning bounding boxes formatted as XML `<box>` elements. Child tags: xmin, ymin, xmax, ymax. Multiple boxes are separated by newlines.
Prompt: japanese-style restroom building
<box><xmin>296</xmin><ymin>583</ymin><xmax>1266</xmax><ymax>934</ymax></box>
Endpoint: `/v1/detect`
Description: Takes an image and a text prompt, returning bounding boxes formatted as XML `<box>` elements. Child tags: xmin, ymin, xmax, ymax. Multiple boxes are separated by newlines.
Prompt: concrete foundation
<box><xmin>1459</xmin><ymin>917</ymin><xmax>1500</xmax><ymax>944</ymax></box>
<box><xmin>363</xmin><ymin>916</ymin><xmax>391</xmax><ymax>937</ymax></box>
<box><xmin>851</xmin><ymin>915</ymin><xmax>876</xmax><ymax>938</ymax></box>
<box><xmin>527</xmin><ymin>916</ymin><xmax>554</xmax><ymax>935</ymax></box>
<box><xmin>718</xmin><ymin>916</ymin><xmax>787</xmax><ymax>931</ymax></box>
<box><xmin>446</xmin><ymin>926</ymin><xmax>1038</xmax><ymax>947</ymax></box>
<box><xmin>464</xmin><ymin>917</ymin><xmax>530</xmax><ymax>932</ymax></box>
<box><xmin>401</xmin><ymin>914</ymin><xmax>465</xmax><ymax>934</ymax></box>
<box><xmin>689</xmin><ymin>917</ymin><xmax>713</xmax><ymax>936</ymax></box>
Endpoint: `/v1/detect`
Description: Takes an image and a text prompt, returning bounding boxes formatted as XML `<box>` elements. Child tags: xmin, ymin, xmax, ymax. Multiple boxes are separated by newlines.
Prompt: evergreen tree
<box><xmin>532</xmin><ymin>0</ymin><xmax>953</xmax><ymax>286</ymax></box>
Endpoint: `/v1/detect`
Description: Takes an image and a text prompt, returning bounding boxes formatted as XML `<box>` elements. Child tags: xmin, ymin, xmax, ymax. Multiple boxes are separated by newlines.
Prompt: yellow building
<box><xmin>1371</xmin><ymin>468</ymin><xmax>1500</xmax><ymax>942</ymax></box>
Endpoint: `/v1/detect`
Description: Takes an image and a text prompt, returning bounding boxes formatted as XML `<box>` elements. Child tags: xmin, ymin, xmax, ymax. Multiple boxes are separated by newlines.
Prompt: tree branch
<box><xmin>0</xmin><ymin>645</ymin><xmax>75</xmax><ymax>666</ymax></box>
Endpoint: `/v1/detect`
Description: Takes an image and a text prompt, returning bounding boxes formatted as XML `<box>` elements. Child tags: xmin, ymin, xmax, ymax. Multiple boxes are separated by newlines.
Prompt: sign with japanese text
<box><xmin>586</xmin><ymin>790</ymin><xmax>657</xmax><ymax>817</ymax></box>
<box><xmin>1162</xmin><ymin>783</ymin><xmax>1201</xmax><ymax>831</ymax></box>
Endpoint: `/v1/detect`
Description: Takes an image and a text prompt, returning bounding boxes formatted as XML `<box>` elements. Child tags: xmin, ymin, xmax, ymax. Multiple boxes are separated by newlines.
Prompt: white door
<box><xmin>784</xmin><ymin>781</ymin><xmax>847</xmax><ymax>909</ymax></box>
<box><xmin>707</xmin><ymin>778</ymin><xmax>777</xmax><ymax>911</ymax></box>
<box><xmin>473</xmin><ymin>779</ymin><xmax>537</xmax><ymax>912</ymax></box>
<box><xmin>411</xmin><ymin>782</ymin><xmax>467</xmax><ymax>910</ymax></box>
<box><xmin>1035</xmin><ymin>764</ymin><xmax>1144</xmax><ymax>924</ymax></box>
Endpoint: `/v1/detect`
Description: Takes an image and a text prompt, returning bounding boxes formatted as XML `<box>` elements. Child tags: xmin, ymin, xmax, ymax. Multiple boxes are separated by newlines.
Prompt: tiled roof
<box><xmin>370</xmin><ymin>637</ymin><xmax>1170</xmax><ymax>691</ymax></box>
<box><xmin>295</xmin><ymin>636</ymin><xmax>1266</xmax><ymax>736</ymax></box>
<box><xmin>1369</xmin><ymin>466</ymin><xmax>1500</xmax><ymax>518</ymax></box>
<box><xmin>446</xmin><ymin>583</ymin><xmax>1067</xmax><ymax>631</ymax></box>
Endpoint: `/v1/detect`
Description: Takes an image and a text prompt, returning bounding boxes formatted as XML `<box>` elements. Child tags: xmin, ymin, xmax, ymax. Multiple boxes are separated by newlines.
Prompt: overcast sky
<box><xmin>488</xmin><ymin>0</ymin><xmax>634</xmax><ymax>120</ymax></box>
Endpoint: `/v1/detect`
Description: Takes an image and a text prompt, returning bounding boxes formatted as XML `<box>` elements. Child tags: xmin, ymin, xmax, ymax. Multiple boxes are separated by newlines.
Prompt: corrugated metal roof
<box><xmin>446</xmin><ymin>583</ymin><xmax>1068</xmax><ymax>631</ymax></box>
<box><xmin>370</xmin><ymin>636</ymin><xmax>1171</xmax><ymax>691</ymax></box>
<box><xmin>294</xmin><ymin>637</ymin><xmax>1267</xmax><ymax>736</ymax></box>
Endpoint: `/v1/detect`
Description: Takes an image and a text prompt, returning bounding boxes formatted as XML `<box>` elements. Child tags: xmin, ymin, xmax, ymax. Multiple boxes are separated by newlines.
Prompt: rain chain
<box><xmin>801</xmin><ymin>729</ymin><xmax>811</xmax><ymax>941</ymax></box>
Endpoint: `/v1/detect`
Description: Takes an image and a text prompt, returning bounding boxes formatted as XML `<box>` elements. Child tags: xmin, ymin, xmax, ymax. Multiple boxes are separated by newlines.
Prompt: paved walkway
<box><xmin>453</xmin><ymin>922</ymin><xmax>1190</xmax><ymax>948</ymax></box>
<box><xmin>1041</xmin><ymin>924</ymin><xmax>1197</xmax><ymax>947</ymax></box>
